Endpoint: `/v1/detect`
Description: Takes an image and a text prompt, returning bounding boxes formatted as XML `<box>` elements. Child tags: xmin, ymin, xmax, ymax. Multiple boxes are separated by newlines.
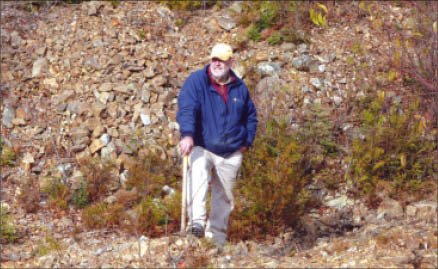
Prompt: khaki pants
<box><xmin>187</xmin><ymin>146</ymin><xmax>243</xmax><ymax>246</ymax></box>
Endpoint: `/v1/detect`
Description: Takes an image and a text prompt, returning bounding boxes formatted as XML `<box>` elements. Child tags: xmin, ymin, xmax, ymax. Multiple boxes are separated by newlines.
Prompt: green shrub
<box><xmin>236</xmin><ymin>2</ymin><xmax>315</xmax><ymax>44</ymax></box>
<box><xmin>109</xmin><ymin>0</ymin><xmax>120</xmax><ymax>8</ymax></box>
<box><xmin>82</xmin><ymin>201</ymin><xmax>128</xmax><ymax>230</ymax></box>
<box><xmin>105</xmin><ymin>203</ymin><xmax>126</xmax><ymax>227</ymax></box>
<box><xmin>297</xmin><ymin>104</ymin><xmax>340</xmax><ymax>158</ymax></box>
<box><xmin>37</xmin><ymin>157</ymin><xmax>117</xmax><ymax>211</ymax></box>
<box><xmin>348</xmin><ymin>94</ymin><xmax>436</xmax><ymax>197</ymax></box>
<box><xmin>126</xmin><ymin>151</ymin><xmax>179</xmax><ymax>198</ymax></box>
<box><xmin>246</xmin><ymin>23</ymin><xmax>262</xmax><ymax>42</ymax></box>
<box><xmin>229</xmin><ymin>119</ymin><xmax>314</xmax><ymax>241</ymax></box>
<box><xmin>71</xmin><ymin>182</ymin><xmax>89</xmax><ymax>209</ymax></box>
<box><xmin>393</xmin><ymin>2</ymin><xmax>438</xmax><ymax>126</ymax></box>
<box><xmin>267</xmin><ymin>31</ymin><xmax>282</xmax><ymax>45</ymax></box>
<box><xmin>135</xmin><ymin>197</ymin><xmax>168</xmax><ymax>236</ymax></box>
<box><xmin>1</xmin><ymin>207</ymin><xmax>18</xmax><ymax>244</ymax></box>
<box><xmin>161</xmin><ymin>0</ymin><xmax>217</xmax><ymax>11</ymax></box>
<box><xmin>125</xmin><ymin>151</ymin><xmax>181</xmax><ymax>235</ymax></box>
<box><xmin>279</xmin><ymin>28</ymin><xmax>309</xmax><ymax>44</ymax></box>
<box><xmin>34</xmin><ymin>231</ymin><xmax>65</xmax><ymax>256</ymax></box>
<box><xmin>77</xmin><ymin>151</ymin><xmax>182</xmax><ymax>235</ymax></box>
<box><xmin>295</xmin><ymin>104</ymin><xmax>345</xmax><ymax>190</ymax></box>
<box><xmin>82</xmin><ymin>202</ymin><xmax>107</xmax><ymax>229</ymax></box>
<box><xmin>161</xmin><ymin>191</ymin><xmax>182</xmax><ymax>232</ymax></box>
<box><xmin>0</xmin><ymin>139</ymin><xmax>15</xmax><ymax>166</ymax></box>
<box><xmin>41</xmin><ymin>178</ymin><xmax>70</xmax><ymax>210</ymax></box>
<box><xmin>242</xmin><ymin>2</ymin><xmax>280</xmax><ymax>43</ymax></box>
<box><xmin>256</xmin><ymin>2</ymin><xmax>278</xmax><ymax>30</ymax></box>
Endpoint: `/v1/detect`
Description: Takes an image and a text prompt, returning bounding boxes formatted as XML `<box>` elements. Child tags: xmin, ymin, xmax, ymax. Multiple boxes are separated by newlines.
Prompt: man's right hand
<box><xmin>179</xmin><ymin>136</ymin><xmax>194</xmax><ymax>156</ymax></box>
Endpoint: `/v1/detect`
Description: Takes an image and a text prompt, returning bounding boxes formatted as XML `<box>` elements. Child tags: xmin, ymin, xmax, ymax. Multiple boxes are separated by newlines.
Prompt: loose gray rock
<box><xmin>1</xmin><ymin>29</ymin><xmax>9</xmax><ymax>43</ymax></box>
<box><xmin>292</xmin><ymin>55</ymin><xmax>310</xmax><ymax>71</ymax></box>
<box><xmin>301</xmin><ymin>85</ymin><xmax>312</xmax><ymax>93</ymax></box>
<box><xmin>377</xmin><ymin>198</ymin><xmax>403</xmax><ymax>220</ymax></box>
<box><xmin>255</xmin><ymin>76</ymin><xmax>286</xmax><ymax>99</ymax></box>
<box><xmin>318</xmin><ymin>64</ymin><xmax>326</xmax><ymax>72</ymax></box>
<box><xmin>310</xmin><ymin>78</ymin><xmax>323</xmax><ymax>89</ymax></box>
<box><xmin>114</xmin><ymin>84</ymin><xmax>129</xmax><ymax>93</ymax></box>
<box><xmin>232</xmin><ymin>63</ymin><xmax>246</xmax><ymax>79</ymax></box>
<box><xmin>95</xmin><ymin>247</ymin><xmax>106</xmax><ymax>256</ymax></box>
<box><xmin>297</xmin><ymin>43</ymin><xmax>309</xmax><ymax>54</ymax></box>
<box><xmin>99</xmin><ymin>83</ymin><xmax>113</xmax><ymax>92</ymax></box>
<box><xmin>88</xmin><ymin>5</ymin><xmax>97</xmax><ymax>16</ymax></box>
<box><xmin>71</xmin><ymin>144</ymin><xmax>87</xmax><ymax>153</ymax></box>
<box><xmin>150</xmin><ymin>75</ymin><xmax>167</xmax><ymax>88</ymax></box>
<box><xmin>120</xmin><ymin>170</ymin><xmax>129</xmax><ymax>188</ymax></box>
<box><xmin>100</xmin><ymin>133</ymin><xmax>111</xmax><ymax>146</ymax></box>
<box><xmin>325</xmin><ymin>195</ymin><xmax>354</xmax><ymax>209</ymax></box>
<box><xmin>280</xmin><ymin>43</ymin><xmax>296</xmax><ymax>51</ymax></box>
<box><xmin>303</xmin><ymin>97</ymin><xmax>312</xmax><ymax>105</ymax></box>
<box><xmin>327</xmin><ymin>52</ymin><xmax>337</xmax><ymax>62</ymax></box>
<box><xmin>52</xmin><ymin>90</ymin><xmax>74</xmax><ymax>105</ymax></box>
<box><xmin>96</xmin><ymin>92</ymin><xmax>110</xmax><ymax>104</ymax></box>
<box><xmin>36</xmin><ymin>46</ymin><xmax>47</xmax><ymax>56</ymax></box>
<box><xmin>58</xmin><ymin>163</ymin><xmax>73</xmax><ymax>177</ymax></box>
<box><xmin>162</xmin><ymin>185</ymin><xmax>175</xmax><ymax>196</ymax></box>
<box><xmin>228</xmin><ymin>2</ymin><xmax>243</xmax><ymax>14</ymax></box>
<box><xmin>10</xmin><ymin>31</ymin><xmax>23</xmax><ymax>48</ymax></box>
<box><xmin>333</xmin><ymin>96</ymin><xmax>343</xmax><ymax>106</ymax></box>
<box><xmin>93</xmin><ymin>40</ymin><xmax>104</xmax><ymax>48</ymax></box>
<box><xmin>218</xmin><ymin>16</ymin><xmax>236</xmax><ymax>31</ymax></box>
<box><xmin>85</xmin><ymin>57</ymin><xmax>101</xmax><ymax>70</ymax></box>
<box><xmin>101</xmin><ymin>144</ymin><xmax>116</xmax><ymax>160</ymax></box>
<box><xmin>255</xmin><ymin>62</ymin><xmax>281</xmax><ymax>77</ymax></box>
<box><xmin>140</xmin><ymin>114</ymin><xmax>151</xmax><ymax>126</ymax></box>
<box><xmin>71</xmin><ymin>127</ymin><xmax>90</xmax><ymax>141</ymax></box>
<box><xmin>410</xmin><ymin>201</ymin><xmax>437</xmax><ymax>221</ymax></box>
<box><xmin>32</xmin><ymin>58</ymin><xmax>48</xmax><ymax>77</ymax></box>
<box><xmin>9</xmin><ymin>254</ymin><xmax>20</xmax><ymax>262</ymax></box>
<box><xmin>140</xmin><ymin>85</ymin><xmax>151</xmax><ymax>103</ymax></box>
<box><xmin>144</xmin><ymin>67</ymin><xmax>155</xmax><ymax>78</ymax></box>
<box><xmin>87</xmin><ymin>1</ymin><xmax>104</xmax><ymax>16</ymax></box>
<box><xmin>308</xmin><ymin>59</ymin><xmax>321</xmax><ymax>73</ymax></box>
<box><xmin>104</xmin><ymin>195</ymin><xmax>117</xmax><ymax>204</ymax></box>
<box><xmin>2</xmin><ymin>105</ymin><xmax>15</xmax><ymax>128</ymax></box>
<box><xmin>67</xmin><ymin>101</ymin><xmax>90</xmax><ymax>115</ymax></box>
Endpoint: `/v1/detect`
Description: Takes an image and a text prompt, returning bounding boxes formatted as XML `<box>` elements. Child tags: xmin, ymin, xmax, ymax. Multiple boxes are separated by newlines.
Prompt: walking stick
<box><xmin>180</xmin><ymin>155</ymin><xmax>188</xmax><ymax>234</ymax></box>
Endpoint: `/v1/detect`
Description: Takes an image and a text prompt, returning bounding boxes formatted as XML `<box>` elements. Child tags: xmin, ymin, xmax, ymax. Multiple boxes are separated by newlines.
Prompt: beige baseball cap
<box><xmin>210</xmin><ymin>43</ymin><xmax>233</xmax><ymax>61</ymax></box>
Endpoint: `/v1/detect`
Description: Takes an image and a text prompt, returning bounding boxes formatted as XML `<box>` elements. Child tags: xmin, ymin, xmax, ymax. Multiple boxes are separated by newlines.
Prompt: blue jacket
<box><xmin>177</xmin><ymin>65</ymin><xmax>258</xmax><ymax>157</ymax></box>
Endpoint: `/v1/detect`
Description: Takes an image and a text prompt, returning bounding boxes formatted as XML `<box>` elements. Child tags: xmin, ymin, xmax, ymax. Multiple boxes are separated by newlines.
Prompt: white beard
<box><xmin>211</xmin><ymin>68</ymin><xmax>229</xmax><ymax>82</ymax></box>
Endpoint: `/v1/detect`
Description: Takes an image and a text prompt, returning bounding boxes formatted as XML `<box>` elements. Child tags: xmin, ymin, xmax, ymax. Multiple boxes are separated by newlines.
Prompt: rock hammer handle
<box><xmin>181</xmin><ymin>155</ymin><xmax>188</xmax><ymax>234</ymax></box>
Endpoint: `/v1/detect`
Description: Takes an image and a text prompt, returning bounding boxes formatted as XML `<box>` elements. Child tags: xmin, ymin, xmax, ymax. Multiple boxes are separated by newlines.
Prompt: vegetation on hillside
<box><xmin>5</xmin><ymin>1</ymin><xmax>437</xmax><ymax>243</ymax></box>
<box><xmin>1</xmin><ymin>206</ymin><xmax>19</xmax><ymax>244</ymax></box>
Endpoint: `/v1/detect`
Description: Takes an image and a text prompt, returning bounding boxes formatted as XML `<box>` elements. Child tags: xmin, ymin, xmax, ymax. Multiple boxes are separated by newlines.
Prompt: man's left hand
<box><xmin>239</xmin><ymin>146</ymin><xmax>247</xmax><ymax>153</ymax></box>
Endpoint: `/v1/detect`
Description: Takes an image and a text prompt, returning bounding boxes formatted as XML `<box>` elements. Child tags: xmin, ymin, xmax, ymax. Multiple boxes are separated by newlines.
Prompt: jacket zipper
<box><xmin>222</xmin><ymin>85</ymin><xmax>229</xmax><ymax>142</ymax></box>
<box><xmin>222</xmin><ymin>85</ymin><xmax>229</xmax><ymax>114</ymax></box>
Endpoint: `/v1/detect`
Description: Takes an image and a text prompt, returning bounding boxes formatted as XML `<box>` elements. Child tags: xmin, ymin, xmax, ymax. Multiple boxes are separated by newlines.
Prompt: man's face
<box><xmin>210</xmin><ymin>58</ymin><xmax>232</xmax><ymax>80</ymax></box>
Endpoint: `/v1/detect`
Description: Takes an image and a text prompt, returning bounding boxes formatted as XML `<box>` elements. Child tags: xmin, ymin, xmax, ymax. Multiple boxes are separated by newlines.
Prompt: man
<box><xmin>177</xmin><ymin>43</ymin><xmax>258</xmax><ymax>248</ymax></box>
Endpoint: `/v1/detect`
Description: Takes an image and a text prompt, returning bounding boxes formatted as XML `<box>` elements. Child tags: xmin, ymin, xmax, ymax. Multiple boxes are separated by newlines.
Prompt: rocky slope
<box><xmin>1</xmin><ymin>1</ymin><xmax>437</xmax><ymax>268</ymax></box>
